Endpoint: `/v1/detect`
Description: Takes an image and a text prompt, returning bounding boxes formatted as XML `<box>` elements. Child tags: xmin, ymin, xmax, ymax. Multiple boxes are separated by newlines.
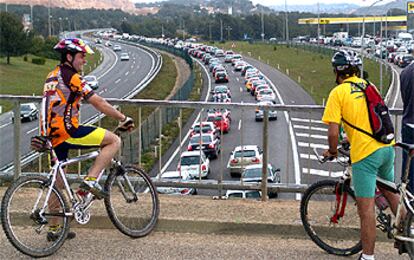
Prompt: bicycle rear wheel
<box><xmin>300</xmin><ymin>180</ymin><xmax>362</xmax><ymax>256</ymax></box>
<box><xmin>403</xmin><ymin>208</ymin><xmax>414</xmax><ymax>257</ymax></box>
<box><xmin>1</xmin><ymin>176</ymin><xmax>70</xmax><ymax>257</ymax></box>
<box><xmin>104</xmin><ymin>165</ymin><xmax>159</xmax><ymax>238</ymax></box>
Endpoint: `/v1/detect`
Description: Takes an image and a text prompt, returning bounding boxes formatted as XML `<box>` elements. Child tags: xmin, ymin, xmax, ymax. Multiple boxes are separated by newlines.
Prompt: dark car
<box><xmin>215</xmin><ymin>71</ymin><xmax>229</xmax><ymax>83</ymax></box>
<box><xmin>399</xmin><ymin>55</ymin><xmax>414</xmax><ymax>68</ymax></box>
<box><xmin>187</xmin><ymin>133</ymin><xmax>221</xmax><ymax>159</ymax></box>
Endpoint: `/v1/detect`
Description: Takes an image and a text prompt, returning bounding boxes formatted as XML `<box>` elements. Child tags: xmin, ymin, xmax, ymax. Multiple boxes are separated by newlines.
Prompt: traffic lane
<box><xmin>243</xmin><ymin>56</ymin><xmax>316</xmax><ymax>105</ymax></box>
<box><xmin>0</xmin><ymin>228</ymin><xmax>404</xmax><ymax>259</ymax></box>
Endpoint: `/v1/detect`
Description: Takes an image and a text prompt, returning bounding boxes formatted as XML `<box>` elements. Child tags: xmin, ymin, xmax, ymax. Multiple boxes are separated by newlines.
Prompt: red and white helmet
<box><xmin>54</xmin><ymin>38</ymin><xmax>94</xmax><ymax>54</ymax></box>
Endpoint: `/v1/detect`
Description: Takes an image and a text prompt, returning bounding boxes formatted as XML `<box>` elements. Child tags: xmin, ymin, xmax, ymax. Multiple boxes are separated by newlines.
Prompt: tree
<box><xmin>0</xmin><ymin>12</ymin><xmax>28</xmax><ymax>64</ymax></box>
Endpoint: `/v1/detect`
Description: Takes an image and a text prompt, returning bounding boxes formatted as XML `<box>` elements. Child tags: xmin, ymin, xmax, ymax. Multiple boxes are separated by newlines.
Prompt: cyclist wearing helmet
<box><xmin>322</xmin><ymin>50</ymin><xmax>401</xmax><ymax>260</ymax></box>
<box><xmin>40</xmin><ymin>38</ymin><xmax>134</xmax><ymax>240</ymax></box>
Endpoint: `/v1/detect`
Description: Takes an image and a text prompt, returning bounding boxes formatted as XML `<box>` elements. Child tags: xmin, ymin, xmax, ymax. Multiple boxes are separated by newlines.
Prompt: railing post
<box><xmin>261</xmin><ymin>109</ymin><xmax>269</xmax><ymax>202</ymax></box>
<box><xmin>13</xmin><ymin>102</ymin><xmax>21</xmax><ymax>180</ymax></box>
<box><xmin>138</xmin><ymin>107</ymin><xmax>142</xmax><ymax>166</ymax></box>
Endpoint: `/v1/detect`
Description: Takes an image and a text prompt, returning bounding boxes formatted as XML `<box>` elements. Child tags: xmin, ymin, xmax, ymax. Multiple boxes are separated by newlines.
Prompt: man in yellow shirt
<box><xmin>322</xmin><ymin>50</ymin><xmax>401</xmax><ymax>260</ymax></box>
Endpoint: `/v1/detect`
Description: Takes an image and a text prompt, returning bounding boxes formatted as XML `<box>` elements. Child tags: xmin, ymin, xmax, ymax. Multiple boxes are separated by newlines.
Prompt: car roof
<box><xmin>233</xmin><ymin>145</ymin><xmax>259</xmax><ymax>151</ymax></box>
<box><xmin>244</xmin><ymin>164</ymin><xmax>272</xmax><ymax>170</ymax></box>
<box><xmin>181</xmin><ymin>151</ymin><xmax>206</xmax><ymax>157</ymax></box>
<box><xmin>160</xmin><ymin>171</ymin><xmax>189</xmax><ymax>179</ymax></box>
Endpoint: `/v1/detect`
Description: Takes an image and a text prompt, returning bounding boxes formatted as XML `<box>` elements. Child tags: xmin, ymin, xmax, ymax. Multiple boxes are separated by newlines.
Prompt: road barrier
<box><xmin>0</xmin><ymin>95</ymin><xmax>404</xmax><ymax>197</ymax></box>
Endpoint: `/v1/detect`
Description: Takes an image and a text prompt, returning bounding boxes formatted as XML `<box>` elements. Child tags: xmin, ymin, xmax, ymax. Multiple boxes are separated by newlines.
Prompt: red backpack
<box><xmin>342</xmin><ymin>81</ymin><xmax>395</xmax><ymax>144</ymax></box>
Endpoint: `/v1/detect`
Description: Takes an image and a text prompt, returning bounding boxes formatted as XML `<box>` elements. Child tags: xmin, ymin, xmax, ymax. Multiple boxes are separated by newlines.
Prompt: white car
<box><xmin>256</xmin><ymin>89</ymin><xmax>276</xmax><ymax>102</ymax></box>
<box><xmin>156</xmin><ymin>171</ymin><xmax>197</xmax><ymax>195</ymax></box>
<box><xmin>120</xmin><ymin>52</ymin><xmax>130</xmax><ymax>61</ymax></box>
<box><xmin>227</xmin><ymin>145</ymin><xmax>263</xmax><ymax>177</ymax></box>
<box><xmin>225</xmin><ymin>190</ymin><xmax>262</xmax><ymax>199</ymax></box>
<box><xmin>83</xmin><ymin>75</ymin><xmax>99</xmax><ymax>90</ymax></box>
<box><xmin>113</xmin><ymin>45</ymin><xmax>122</xmax><ymax>51</ymax></box>
<box><xmin>178</xmin><ymin>151</ymin><xmax>210</xmax><ymax>179</ymax></box>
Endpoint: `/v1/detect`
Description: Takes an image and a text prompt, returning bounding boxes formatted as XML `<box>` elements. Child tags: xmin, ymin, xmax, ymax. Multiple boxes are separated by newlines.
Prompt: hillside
<box><xmin>3</xmin><ymin>0</ymin><xmax>137</xmax><ymax>14</ymax></box>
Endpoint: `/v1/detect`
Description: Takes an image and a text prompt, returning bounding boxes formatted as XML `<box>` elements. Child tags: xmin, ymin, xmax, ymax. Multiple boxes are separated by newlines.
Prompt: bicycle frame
<box><xmin>37</xmin><ymin>147</ymin><xmax>104</xmax><ymax>219</ymax></box>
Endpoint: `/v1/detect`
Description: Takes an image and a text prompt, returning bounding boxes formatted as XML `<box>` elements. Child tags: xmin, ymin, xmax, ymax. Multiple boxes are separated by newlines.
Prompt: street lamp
<box><xmin>48</xmin><ymin>0</ymin><xmax>51</xmax><ymax>36</ymax></box>
<box><xmin>361</xmin><ymin>0</ymin><xmax>384</xmax><ymax>76</ymax></box>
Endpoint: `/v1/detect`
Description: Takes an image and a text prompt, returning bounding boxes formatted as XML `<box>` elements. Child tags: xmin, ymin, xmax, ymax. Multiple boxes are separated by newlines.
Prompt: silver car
<box><xmin>255</xmin><ymin>100</ymin><xmax>277</xmax><ymax>121</ymax></box>
<box><xmin>241</xmin><ymin>164</ymin><xmax>281</xmax><ymax>198</ymax></box>
<box><xmin>12</xmin><ymin>103</ymin><xmax>38</xmax><ymax>123</ymax></box>
<box><xmin>227</xmin><ymin>145</ymin><xmax>263</xmax><ymax>177</ymax></box>
<box><xmin>156</xmin><ymin>171</ymin><xmax>197</xmax><ymax>195</ymax></box>
<box><xmin>83</xmin><ymin>75</ymin><xmax>99</xmax><ymax>90</ymax></box>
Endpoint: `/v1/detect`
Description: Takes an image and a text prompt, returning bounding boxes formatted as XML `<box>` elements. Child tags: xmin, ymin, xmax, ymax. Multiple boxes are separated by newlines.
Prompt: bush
<box><xmin>32</xmin><ymin>58</ymin><xmax>46</xmax><ymax>65</ymax></box>
<box><xmin>23</xmin><ymin>56</ymin><xmax>28</xmax><ymax>62</ymax></box>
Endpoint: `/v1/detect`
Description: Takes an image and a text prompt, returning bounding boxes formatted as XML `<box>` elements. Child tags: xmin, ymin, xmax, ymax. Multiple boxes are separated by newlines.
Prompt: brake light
<box><xmin>252</xmin><ymin>157</ymin><xmax>260</xmax><ymax>163</ymax></box>
<box><xmin>187</xmin><ymin>145</ymin><xmax>193</xmax><ymax>151</ymax></box>
<box><xmin>231</xmin><ymin>159</ymin><xmax>238</xmax><ymax>164</ymax></box>
<box><xmin>208</xmin><ymin>143</ymin><xmax>214</xmax><ymax>148</ymax></box>
<box><xmin>177</xmin><ymin>165</ymin><xmax>180</xmax><ymax>171</ymax></box>
<box><xmin>201</xmin><ymin>164</ymin><xmax>207</xmax><ymax>171</ymax></box>
<box><xmin>181</xmin><ymin>188</ymin><xmax>190</xmax><ymax>195</ymax></box>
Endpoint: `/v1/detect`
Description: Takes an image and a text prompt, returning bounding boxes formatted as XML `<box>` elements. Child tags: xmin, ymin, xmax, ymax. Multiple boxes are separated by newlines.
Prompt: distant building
<box><xmin>228</xmin><ymin>6</ymin><xmax>233</xmax><ymax>15</ymax></box>
<box><xmin>22</xmin><ymin>14</ymin><xmax>32</xmax><ymax>31</ymax></box>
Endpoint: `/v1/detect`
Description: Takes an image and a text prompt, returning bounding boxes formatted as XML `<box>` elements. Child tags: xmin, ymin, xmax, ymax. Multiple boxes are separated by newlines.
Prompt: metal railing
<box><xmin>0</xmin><ymin>96</ymin><xmax>404</xmax><ymax>200</ymax></box>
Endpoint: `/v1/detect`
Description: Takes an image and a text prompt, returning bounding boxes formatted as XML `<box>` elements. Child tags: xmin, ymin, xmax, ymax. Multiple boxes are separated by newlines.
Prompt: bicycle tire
<box><xmin>403</xmin><ymin>207</ymin><xmax>414</xmax><ymax>258</ymax></box>
<box><xmin>1</xmin><ymin>176</ymin><xmax>70</xmax><ymax>257</ymax></box>
<box><xmin>300</xmin><ymin>179</ymin><xmax>362</xmax><ymax>256</ymax></box>
<box><xmin>104</xmin><ymin>165</ymin><xmax>159</xmax><ymax>238</ymax></box>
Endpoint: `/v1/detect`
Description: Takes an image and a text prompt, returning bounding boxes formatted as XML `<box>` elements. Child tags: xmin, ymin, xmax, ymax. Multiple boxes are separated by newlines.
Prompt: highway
<box><xmin>0</xmin><ymin>41</ymin><xmax>159</xmax><ymax>170</ymax></box>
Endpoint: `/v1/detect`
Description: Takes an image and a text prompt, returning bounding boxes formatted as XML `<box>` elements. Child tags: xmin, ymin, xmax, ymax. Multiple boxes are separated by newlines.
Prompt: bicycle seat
<box><xmin>395</xmin><ymin>142</ymin><xmax>414</xmax><ymax>154</ymax></box>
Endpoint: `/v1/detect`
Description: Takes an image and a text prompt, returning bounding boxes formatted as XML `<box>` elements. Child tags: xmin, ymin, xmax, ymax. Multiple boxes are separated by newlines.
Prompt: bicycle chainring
<box><xmin>73</xmin><ymin>205</ymin><xmax>91</xmax><ymax>225</ymax></box>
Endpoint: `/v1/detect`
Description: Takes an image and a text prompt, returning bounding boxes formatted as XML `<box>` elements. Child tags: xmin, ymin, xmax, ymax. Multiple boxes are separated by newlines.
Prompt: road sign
<box><xmin>408</xmin><ymin>2</ymin><xmax>414</xmax><ymax>14</ymax></box>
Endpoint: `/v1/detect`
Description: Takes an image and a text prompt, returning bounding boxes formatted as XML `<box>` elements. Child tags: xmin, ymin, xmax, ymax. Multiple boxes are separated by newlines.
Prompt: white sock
<box><xmin>361</xmin><ymin>254</ymin><xmax>375</xmax><ymax>260</ymax></box>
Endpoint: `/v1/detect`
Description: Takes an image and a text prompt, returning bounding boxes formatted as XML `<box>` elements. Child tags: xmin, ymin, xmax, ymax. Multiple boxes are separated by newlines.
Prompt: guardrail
<box><xmin>0</xmin><ymin>96</ymin><xmax>404</xmax><ymax>200</ymax></box>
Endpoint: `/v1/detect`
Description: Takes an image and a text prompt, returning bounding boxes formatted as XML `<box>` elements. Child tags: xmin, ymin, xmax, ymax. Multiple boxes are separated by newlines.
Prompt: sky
<box><xmin>131</xmin><ymin>0</ymin><xmax>395</xmax><ymax>6</ymax></box>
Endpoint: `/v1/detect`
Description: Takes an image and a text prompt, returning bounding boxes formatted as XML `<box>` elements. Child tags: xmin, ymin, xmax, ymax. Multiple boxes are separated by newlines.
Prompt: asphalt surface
<box><xmin>0</xmin><ymin>41</ymin><xmax>158</xmax><ymax>170</ymax></box>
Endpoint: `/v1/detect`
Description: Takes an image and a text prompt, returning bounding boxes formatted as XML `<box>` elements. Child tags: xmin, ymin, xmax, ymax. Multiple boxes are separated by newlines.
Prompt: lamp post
<box><xmin>48</xmin><ymin>0</ymin><xmax>51</xmax><ymax>37</ymax></box>
<box><xmin>261</xmin><ymin>8</ymin><xmax>265</xmax><ymax>42</ymax></box>
<box><xmin>285</xmin><ymin>0</ymin><xmax>289</xmax><ymax>42</ymax></box>
<box><xmin>361</xmin><ymin>0</ymin><xmax>384</xmax><ymax>76</ymax></box>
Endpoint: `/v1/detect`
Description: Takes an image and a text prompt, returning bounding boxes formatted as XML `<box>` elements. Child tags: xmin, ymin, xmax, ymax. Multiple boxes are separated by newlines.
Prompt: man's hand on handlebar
<box><xmin>117</xmin><ymin>116</ymin><xmax>135</xmax><ymax>132</ymax></box>
<box><xmin>322</xmin><ymin>149</ymin><xmax>338</xmax><ymax>161</ymax></box>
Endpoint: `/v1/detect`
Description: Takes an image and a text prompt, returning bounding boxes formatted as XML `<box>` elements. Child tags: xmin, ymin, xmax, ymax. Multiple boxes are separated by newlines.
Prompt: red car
<box><xmin>206</xmin><ymin>112</ymin><xmax>231</xmax><ymax>133</ymax></box>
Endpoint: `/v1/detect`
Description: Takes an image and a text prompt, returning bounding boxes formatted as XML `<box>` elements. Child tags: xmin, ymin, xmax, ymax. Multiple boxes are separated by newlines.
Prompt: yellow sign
<box><xmin>408</xmin><ymin>2</ymin><xmax>414</xmax><ymax>14</ymax></box>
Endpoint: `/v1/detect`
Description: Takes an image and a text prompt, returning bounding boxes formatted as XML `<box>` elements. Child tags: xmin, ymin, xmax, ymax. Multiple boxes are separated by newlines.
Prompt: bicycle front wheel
<box><xmin>300</xmin><ymin>180</ymin><xmax>362</xmax><ymax>256</ymax></box>
<box><xmin>1</xmin><ymin>176</ymin><xmax>70</xmax><ymax>257</ymax></box>
<box><xmin>104</xmin><ymin>165</ymin><xmax>159</xmax><ymax>238</ymax></box>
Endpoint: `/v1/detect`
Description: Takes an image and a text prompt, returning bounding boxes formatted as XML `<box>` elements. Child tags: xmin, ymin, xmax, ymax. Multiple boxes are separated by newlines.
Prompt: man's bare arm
<box><xmin>87</xmin><ymin>94</ymin><xmax>125</xmax><ymax>121</ymax></box>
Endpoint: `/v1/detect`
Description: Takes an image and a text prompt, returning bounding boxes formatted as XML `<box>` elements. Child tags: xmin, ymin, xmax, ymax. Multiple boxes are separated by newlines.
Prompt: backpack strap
<box><xmin>341</xmin><ymin>80</ymin><xmax>376</xmax><ymax>140</ymax></box>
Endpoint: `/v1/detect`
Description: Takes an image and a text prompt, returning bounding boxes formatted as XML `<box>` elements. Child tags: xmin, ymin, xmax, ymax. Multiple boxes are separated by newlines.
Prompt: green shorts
<box><xmin>352</xmin><ymin>146</ymin><xmax>395</xmax><ymax>198</ymax></box>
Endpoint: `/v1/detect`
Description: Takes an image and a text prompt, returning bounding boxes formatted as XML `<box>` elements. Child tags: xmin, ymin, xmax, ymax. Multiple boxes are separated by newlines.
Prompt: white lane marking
<box><xmin>27</xmin><ymin>127</ymin><xmax>38</xmax><ymax>134</ymax></box>
<box><xmin>131</xmin><ymin>65</ymin><xmax>134</xmax><ymax>69</ymax></box>
<box><xmin>240</xmin><ymin>87</ymin><xmax>243</xmax><ymax>93</ymax></box>
<box><xmin>298</xmin><ymin>142</ymin><xmax>328</xmax><ymax>149</ymax></box>
<box><xmin>133</xmin><ymin>60</ymin><xmax>136</xmax><ymax>64</ymax></box>
<box><xmin>293</xmin><ymin>125</ymin><xmax>328</xmax><ymax>132</ymax></box>
<box><xmin>137</xmin><ymin>65</ymin><xmax>140</xmax><ymax>69</ymax></box>
<box><xmin>291</xmin><ymin>117</ymin><xmax>324</xmax><ymax>124</ymax></box>
<box><xmin>97</xmin><ymin>48</ymin><xmax>118</xmax><ymax>80</ymax></box>
<box><xmin>238</xmin><ymin>120</ymin><xmax>242</xmax><ymax>130</ymax></box>
<box><xmin>236</xmin><ymin>78</ymin><xmax>240</xmax><ymax>82</ymax></box>
<box><xmin>125</xmin><ymin>71</ymin><xmax>130</xmax><ymax>76</ymax></box>
<box><xmin>302</xmin><ymin>168</ymin><xmax>343</xmax><ymax>178</ymax></box>
<box><xmin>115</xmin><ymin>78</ymin><xmax>121</xmax><ymax>84</ymax></box>
<box><xmin>259</xmin><ymin>62</ymin><xmax>301</xmax><ymax>200</ymax></box>
<box><xmin>161</xmin><ymin>58</ymin><xmax>212</xmax><ymax>174</ymax></box>
<box><xmin>0</xmin><ymin>122</ymin><xmax>12</xmax><ymax>129</ymax></box>
<box><xmin>295</xmin><ymin>133</ymin><xmax>327</xmax><ymax>140</ymax></box>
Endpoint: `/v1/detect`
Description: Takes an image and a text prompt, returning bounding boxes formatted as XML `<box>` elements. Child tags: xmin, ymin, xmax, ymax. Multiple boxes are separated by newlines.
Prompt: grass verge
<box><xmin>213</xmin><ymin>41</ymin><xmax>392</xmax><ymax>105</ymax></box>
<box><xmin>0</xmin><ymin>48</ymin><xmax>102</xmax><ymax>113</ymax></box>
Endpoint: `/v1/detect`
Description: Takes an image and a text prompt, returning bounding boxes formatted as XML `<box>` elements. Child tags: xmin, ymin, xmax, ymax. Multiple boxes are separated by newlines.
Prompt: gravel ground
<box><xmin>0</xmin><ymin>228</ymin><xmax>407</xmax><ymax>260</ymax></box>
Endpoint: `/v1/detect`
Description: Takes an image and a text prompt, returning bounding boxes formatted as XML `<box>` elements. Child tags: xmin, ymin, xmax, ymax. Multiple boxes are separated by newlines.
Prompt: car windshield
<box><xmin>21</xmin><ymin>104</ymin><xmax>32</xmax><ymax>111</ymax></box>
<box><xmin>243</xmin><ymin>167</ymin><xmax>271</xmax><ymax>178</ymax></box>
<box><xmin>246</xmin><ymin>191</ymin><xmax>261</xmax><ymax>198</ymax></box>
<box><xmin>215</xmin><ymin>87</ymin><xmax>227</xmax><ymax>93</ymax></box>
<box><xmin>228</xmin><ymin>192</ymin><xmax>243</xmax><ymax>198</ymax></box>
<box><xmin>194</xmin><ymin>125</ymin><xmax>212</xmax><ymax>133</ymax></box>
<box><xmin>181</xmin><ymin>156</ymin><xmax>201</xmax><ymax>166</ymax></box>
<box><xmin>215</xmin><ymin>115</ymin><xmax>223</xmax><ymax>121</ymax></box>
<box><xmin>190</xmin><ymin>135</ymin><xmax>212</xmax><ymax>144</ymax></box>
<box><xmin>234</xmin><ymin>150</ymin><xmax>256</xmax><ymax>158</ymax></box>
<box><xmin>260</xmin><ymin>90</ymin><xmax>273</xmax><ymax>95</ymax></box>
<box><xmin>84</xmin><ymin>76</ymin><xmax>95</xmax><ymax>81</ymax></box>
